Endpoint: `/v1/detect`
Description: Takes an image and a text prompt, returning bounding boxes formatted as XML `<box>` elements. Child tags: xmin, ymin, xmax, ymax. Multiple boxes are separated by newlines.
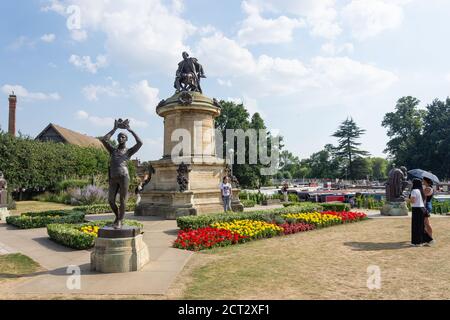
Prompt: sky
<box><xmin>1</xmin><ymin>0</ymin><xmax>450</xmax><ymax>162</ymax></box>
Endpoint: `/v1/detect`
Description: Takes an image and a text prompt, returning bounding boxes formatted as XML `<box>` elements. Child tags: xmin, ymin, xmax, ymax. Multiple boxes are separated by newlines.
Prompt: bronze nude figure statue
<box><xmin>100</xmin><ymin>119</ymin><xmax>143</xmax><ymax>229</ymax></box>
<box><xmin>386</xmin><ymin>166</ymin><xmax>409</xmax><ymax>202</ymax></box>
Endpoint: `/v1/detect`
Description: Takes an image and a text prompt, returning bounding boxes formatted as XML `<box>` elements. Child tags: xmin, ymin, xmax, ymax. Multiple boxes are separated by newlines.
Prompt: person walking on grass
<box><xmin>423</xmin><ymin>177</ymin><xmax>435</xmax><ymax>242</ymax></box>
<box><xmin>409</xmin><ymin>178</ymin><xmax>434</xmax><ymax>247</ymax></box>
<box><xmin>220</xmin><ymin>176</ymin><xmax>232</xmax><ymax>212</ymax></box>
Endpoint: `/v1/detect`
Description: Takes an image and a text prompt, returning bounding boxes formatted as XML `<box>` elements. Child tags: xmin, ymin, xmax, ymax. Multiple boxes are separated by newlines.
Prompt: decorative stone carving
<box><xmin>178</xmin><ymin>91</ymin><xmax>193</xmax><ymax>106</ymax></box>
<box><xmin>177</xmin><ymin>162</ymin><xmax>191</xmax><ymax>192</ymax></box>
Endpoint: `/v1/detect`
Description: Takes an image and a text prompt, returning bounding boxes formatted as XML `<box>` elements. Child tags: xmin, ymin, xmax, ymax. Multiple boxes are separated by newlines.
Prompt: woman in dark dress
<box><xmin>409</xmin><ymin>178</ymin><xmax>433</xmax><ymax>246</ymax></box>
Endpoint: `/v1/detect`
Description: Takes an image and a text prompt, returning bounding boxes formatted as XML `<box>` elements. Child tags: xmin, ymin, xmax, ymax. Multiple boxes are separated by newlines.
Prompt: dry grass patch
<box><xmin>0</xmin><ymin>253</ymin><xmax>42</xmax><ymax>282</ymax></box>
<box><xmin>175</xmin><ymin>218</ymin><xmax>450</xmax><ymax>300</ymax></box>
<box><xmin>11</xmin><ymin>201</ymin><xmax>74</xmax><ymax>216</ymax></box>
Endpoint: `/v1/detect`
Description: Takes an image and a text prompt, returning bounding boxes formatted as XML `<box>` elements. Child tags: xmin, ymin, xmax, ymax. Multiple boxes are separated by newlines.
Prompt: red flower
<box><xmin>173</xmin><ymin>227</ymin><xmax>247</xmax><ymax>251</ymax></box>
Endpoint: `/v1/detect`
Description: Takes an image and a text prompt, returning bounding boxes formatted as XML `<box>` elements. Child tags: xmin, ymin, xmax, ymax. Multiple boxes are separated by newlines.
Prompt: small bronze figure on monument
<box><xmin>174</xmin><ymin>51</ymin><xmax>206</xmax><ymax>94</ymax></box>
<box><xmin>100</xmin><ymin>119</ymin><xmax>143</xmax><ymax>229</ymax></box>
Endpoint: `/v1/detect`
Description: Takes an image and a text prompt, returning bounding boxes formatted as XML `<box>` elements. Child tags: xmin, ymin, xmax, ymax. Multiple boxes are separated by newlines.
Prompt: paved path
<box><xmin>0</xmin><ymin>213</ymin><xmax>192</xmax><ymax>296</ymax></box>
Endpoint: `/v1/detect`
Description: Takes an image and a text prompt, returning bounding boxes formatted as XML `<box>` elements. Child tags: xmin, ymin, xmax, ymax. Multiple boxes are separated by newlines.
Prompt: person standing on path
<box><xmin>409</xmin><ymin>178</ymin><xmax>433</xmax><ymax>246</ymax></box>
<box><xmin>220</xmin><ymin>176</ymin><xmax>232</xmax><ymax>212</ymax></box>
<box><xmin>423</xmin><ymin>177</ymin><xmax>434</xmax><ymax>241</ymax></box>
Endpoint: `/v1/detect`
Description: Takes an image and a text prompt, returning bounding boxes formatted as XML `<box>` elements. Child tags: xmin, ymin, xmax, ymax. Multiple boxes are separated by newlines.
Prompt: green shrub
<box><xmin>6</xmin><ymin>210</ymin><xmax>85</xmax><ymax>229</ymax></box>
<box><xmin>176</xmin><ymin>203</ymin><xmax>323</xmax><ymax>230</ymax></box>
<box><xmin>47</xmin><ymin>220</ymin><xmax>144</xmax><ymax>250</ymax></box>
<box><xmin>55</xmin><ymin>179</ymin><xmax>90</xmax><ymax>192</ymax></box>
<box><xmin>74</xmin><ymin>202</ymin><xmax>136</xmax><ymax>214</ymax></box>
<box><xmin>320</xmin><ymin>202</ymin><xmax>350</xmax><ymax>212</ymax></box>
<box><xmin>241</xmin><ymin>199</ymin><xmax>256</xmax><ymax>208</ymax></box>
<box><xmin>34</xmin><ymin>192</ymin><xmax>72</xmax><ymax>204</ymax></box>
<box><xmin>432</xmin><ymin>200</ymin><xmax>450</xmax><ymax>215</ymax></box>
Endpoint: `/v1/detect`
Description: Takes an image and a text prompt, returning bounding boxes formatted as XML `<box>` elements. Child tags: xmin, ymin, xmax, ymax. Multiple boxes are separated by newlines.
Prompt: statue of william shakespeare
<box><xmin>100</xmin><ymin>119</ymin><xmax>143</xmax><ymax>229</ymax></box>
<box><xmin>174</xmin><ymin>51</ymin><xmax>206</xmax><ymax>94</ymax></box>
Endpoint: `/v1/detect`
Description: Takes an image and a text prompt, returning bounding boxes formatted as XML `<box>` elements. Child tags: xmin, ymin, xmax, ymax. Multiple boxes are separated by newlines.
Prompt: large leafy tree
<box><xmin>421</xmin><ymin>98</ymin><xmax>450</xmax><ymax>178</ymax></box>
<box><xmin>381</xmin><ymin>96</ymin><xmax>425</xmax><ymax>168</ymax></box>
<box><xmin>332</xmin><ymin>118</ymin><xmax>369</xmax><ymax>179</ymax></box>
<box><xmin>215</xmin><ymin>101</ymin><xmax>280</xmax><ymax>188</ymax></box>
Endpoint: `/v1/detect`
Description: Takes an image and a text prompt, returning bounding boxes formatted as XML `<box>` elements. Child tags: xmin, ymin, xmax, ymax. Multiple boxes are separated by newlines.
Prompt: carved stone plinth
<box><xmin>380</xmin><ymin>201</ymin><xmax>409</xmax><ymax>216</ymax></box>
<box><xmin>135</xmin><ymin>92</ymin><xmax>243</xmax><ymax>219</ymax></box>
<box><xmin>91</xmin><ymin>226</ymin><xmax>149</xmax><ymax>273</ymax></box>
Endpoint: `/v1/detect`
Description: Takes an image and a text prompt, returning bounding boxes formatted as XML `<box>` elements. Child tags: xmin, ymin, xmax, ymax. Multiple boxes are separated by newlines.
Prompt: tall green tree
<box><xmin>215</xmin><ymin>101</ymin><xmax>280</xmax><ymax>188</ymax></box>
<box><xmin>421</xmin><ymin>98</ymin><xmax>450</xmax><ymax>178</ymax></box>
<box><xmin>381</xmin><ymin>96</ymin><xmax>425</xmax><ymax>168</ymax></box>
<box><xmin>370</xmin><ymin>157</ymin><xmax>389</xmax><ymax>180</ymax></box>
<box><xmin>332</xmin><ymin>118</ymin><xmax>369</xmax><ymax>179</ymax></box>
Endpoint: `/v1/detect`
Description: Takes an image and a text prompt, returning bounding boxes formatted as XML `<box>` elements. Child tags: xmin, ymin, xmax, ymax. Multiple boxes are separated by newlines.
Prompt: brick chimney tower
<box><xmin>8</xmin><ymin>93</ymin><xmax>17</xmax><ymax>136</ymax></box>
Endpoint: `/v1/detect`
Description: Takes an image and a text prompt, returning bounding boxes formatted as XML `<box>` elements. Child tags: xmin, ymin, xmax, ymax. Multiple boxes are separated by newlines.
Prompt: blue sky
<box><xmin>1</xmin><ymin>0</ymin><xmax>450</xmax><ymax>162</ymax></box>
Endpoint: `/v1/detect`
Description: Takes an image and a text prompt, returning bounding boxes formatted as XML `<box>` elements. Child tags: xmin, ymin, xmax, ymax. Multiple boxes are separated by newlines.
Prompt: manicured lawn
<box><xmin>173</xmin><ymin>217</ymin><xmax>450</xmax><ymax>300</ymax></box>
<box><xmin>0</xmin><ymin>253</ymin><xmax>42</xmax><ymax>282</ymax></box>
<box><xmin>11</xmin><ymin>201</ymin><xmax>74</xmax><ymax>216</ymax></box>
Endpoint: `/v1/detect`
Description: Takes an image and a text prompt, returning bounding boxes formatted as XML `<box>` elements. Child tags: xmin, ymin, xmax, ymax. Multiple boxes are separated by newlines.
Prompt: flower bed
<box><xmin>174</xmin><ymin>208</ymin><xmax>367</xmax><ymax>251</ymax></box>
<box><xmin>176</xmin><ymin>203</ymin><xmax>323</xmax><ymax>230</ymax></box>
<box><xmin>211</xmin><ymin>220</ymin><xmax>283</xmax><ymax>239</ymax></box>
<box><xmin>6</xmin><ymin>210</ymin><xmax>85</xmax><ymax>229</ymax></box>
<box><xmin>322</xmin><ymin>211</ymin><xmax>367</xmax><ymax>222</ymax></box>
<box><xmin>277</xmin><ymin>222</ymin><xmax>315</xmax><ymax>235</ymax></box>
<box><xmin>173</xmin><ymin>227</ymin><xmax>246</xmax><ymax>251</ymax></box>
<box><xmin>281</xmin><ymin>212</ymin><xmax>343</xmax><ymax>228</ymax></box>
<box><xmin>47</xmin><ymin>220</ymin><xmax>144</xmax><ymax>250</ymax></box>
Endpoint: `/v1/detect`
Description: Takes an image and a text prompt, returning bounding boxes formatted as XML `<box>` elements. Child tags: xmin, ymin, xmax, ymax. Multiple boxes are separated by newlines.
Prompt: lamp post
<box><xmin>228</xmin><ymin>148</ymin><xmax>234</xmax><ymax>177</ymax></box>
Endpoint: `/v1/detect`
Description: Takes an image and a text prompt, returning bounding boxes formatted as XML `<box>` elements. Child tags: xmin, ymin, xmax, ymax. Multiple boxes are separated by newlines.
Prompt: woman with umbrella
<box><xmin>423</xmin><ymin>177</ymin><xmax>434</xmax><ymax>242</ymax></box>
<box><xmin>409</xmin><ymin>178</ymin><xmax>434</xmax><ymax>246</ymax></box>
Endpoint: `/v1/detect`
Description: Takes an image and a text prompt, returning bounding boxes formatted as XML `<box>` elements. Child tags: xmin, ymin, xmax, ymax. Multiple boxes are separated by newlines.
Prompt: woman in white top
<box><xmin>409</xmin><ymin>178</ymin><xmax>433</xmax><ymax>246</ymax></box>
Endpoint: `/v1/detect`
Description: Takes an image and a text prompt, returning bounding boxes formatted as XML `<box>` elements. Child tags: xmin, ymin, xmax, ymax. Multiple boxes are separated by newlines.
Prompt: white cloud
<box><xmin>196</xmin><ymin>33</ymin><xmax>397</xmax><ymax>99</ymax></box>
<box><xmin>321</xmin><ymin>42</ymin><xmax>354</xmax><ymax>56</ymax></box>
<box><xmin>43</xmin><ymin>0</ymin><xmax>196</xmax><ymax>72</ymax></box>
<box><xmin>246</xmin><ymin>0</ymin><xmax>341</xmax><ymax>39</ymax></box>
<box><xmin>218</xmin><ymin>79</ymin><xmax>233</xmax><ymax>87</ymax></box>
<box><xmin>70</xmin><ymin>30</ymin><xmax>88</xmax><ymax>42</ymax></box>
<box><xmin>82</xmin><ymin>78</ymin><xmax>123</xmax><ymax>101</ymax></box>
<box><xmin>1</xmin><ymin>84</ymin><xmax>61</xmax><ymax>101</ymax></box>
<box><xmin>195</xmin><ymin>33</ymin><xmax>256</xmax><ymax>77</ymax></box>
<box><xmin>41</xmin><ymin>0</ymin><xmax>65</xmax><ymax>15</ymax></box>
<box><xmin>75</xmin><ymin>110</ymin><xmax>148</xmax><ymax>128</ymax></box>
<box><xmin>7</xmin><ymin>36</ymin><xmax>35</xmax><ymax>50</ymax></box>
<box><xmin>131</xmin><ymin>80</ymin><xmax>161</xmax><ymax>113</ymax></box>
<box><xmin>341</xmin><ymin>0</ymin><xmax>406</xmax><ymax>40</ymax></box>
<box><xmin>69</xmin><ymin>54</ymin><xmax>107</xmax><ymax>74</ymax></box>
<box><xmin>41</xmin><ymin>33</ymin><xmax>56</xmax><ymax>43</ymax></box>
<box><xmin>237</xmin><ymin>1</ymin><xmax>305</xmax><ymax>46</ymax></box>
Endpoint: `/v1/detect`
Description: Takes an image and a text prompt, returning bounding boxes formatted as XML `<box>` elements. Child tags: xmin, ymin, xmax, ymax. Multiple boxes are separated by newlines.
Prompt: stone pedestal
<box><xmin>135</xmin><ymin>91</ymin><xmax>243</xmax><ymax>219</ymax></box>
<box><xmin>91</xmin><ymin>226</ymin><xmax>149</xmax><ymax>273</ymax></box>
<box><xmin>0</xmin><ymin>207</ymin><xmax>10</xmax><ymax>221</ymax></box>
<box><xmin>380</xmin><ymin>201</ymin><xmax>409</xmax><ymax>216</ymax></box>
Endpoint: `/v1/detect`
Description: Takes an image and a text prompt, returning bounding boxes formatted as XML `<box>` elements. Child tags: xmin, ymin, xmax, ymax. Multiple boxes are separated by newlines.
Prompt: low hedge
<box><xmin>6</xmin><ymin>210</ymin><xmax>85</xmax><ymax>229</ymax></box>
<box><xmin>74</xmin><ymin>202</ymin><xmax>136</xmax><ymax>214</ymax></box>
<box><xmin>47</xmin><ymin>219</ymin><xmax>144</xmax><ymax>250</ymax></box>
<box><xmin>319</xmin><ymin>202</ymin><xmax>350</xmax><ymax>212</ymax></box>
<box><xmin>176</xmin><ymin>203</ymin><xmax>323</xmax><ymax>230</ymax></box>
<box><xmin>241</xmin><ymin>199</ymin><xmax>256</xmax><ymax>208</ymax></box>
